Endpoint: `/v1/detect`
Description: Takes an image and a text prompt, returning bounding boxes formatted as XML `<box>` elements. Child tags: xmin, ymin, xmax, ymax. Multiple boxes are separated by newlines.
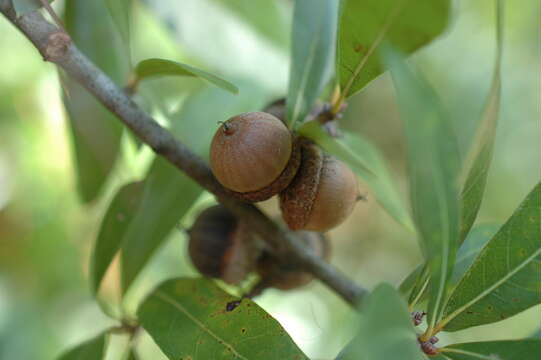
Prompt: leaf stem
<box><xmin>125</xmin><ymin>73</ymin><xmax>140</xmax><ymax>95</ymax></box>
<box><xmin>419</xmin><ymin>325</ymin><xmax>435</xmax><ymax>343</ymax></box>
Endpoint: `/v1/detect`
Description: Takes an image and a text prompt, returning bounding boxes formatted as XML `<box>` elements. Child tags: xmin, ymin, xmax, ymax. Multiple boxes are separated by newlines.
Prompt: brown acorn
<box><xmin>256</xmin><ymin>231</ymin><xmax>330</xmax><ymax>290</ymax></box>
<box><xmin>210</xmin><ymin>112</ymin><xmax>301</xmax><ymax>202</ymax></box>
<box><xmin>279</xmin><ymin>139</ymin><xmax>359</xmax><ymax>232</ymax></box>
<box><xmin>187</xmin><ymin>205</ymin><xmax>261</xmax><ymax>284</ymax></box>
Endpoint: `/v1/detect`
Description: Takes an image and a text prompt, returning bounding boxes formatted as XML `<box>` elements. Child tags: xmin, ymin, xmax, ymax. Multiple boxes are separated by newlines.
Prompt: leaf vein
<box><xmin>441</xmin><ymin>245</ymin><xmax>541</xmax><ymax>329</ymax></box>
<box><xmin>155</xmin><ymin>291</ymin><xmax>249</xmax><ymax>360</ymax></box>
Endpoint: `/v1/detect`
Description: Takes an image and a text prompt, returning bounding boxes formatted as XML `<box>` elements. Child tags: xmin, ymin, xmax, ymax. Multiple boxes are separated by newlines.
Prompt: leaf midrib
<box><xmin>442</xmin><ymin>347</ymin><xmax>498</xmax><ymax>360</ymax></box>
<box><xmin>155</xmin><ymin>291</ymin><xmax>249</xmax><ymax>360</ymax></box>
<box><xmin>441</xmin><ymin>242</ymin><xmax>541</xmax><ymax>329</ymax></box>
<box><xmin>425</xmin><ymin>145</ymin><xmax>455</xmax><ymax>328</ymax></box>
<box><xmin>341</xmin><ymin>0</ymin><xmax>406</xmax><ymax>98</ymax></box>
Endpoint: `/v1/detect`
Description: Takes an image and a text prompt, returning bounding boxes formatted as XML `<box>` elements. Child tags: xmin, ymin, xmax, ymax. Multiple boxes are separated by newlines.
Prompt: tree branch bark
<box><xmin>0</xmin><ymin>0</ymin><xmax>367</xmax><ymax>306</ymax></box>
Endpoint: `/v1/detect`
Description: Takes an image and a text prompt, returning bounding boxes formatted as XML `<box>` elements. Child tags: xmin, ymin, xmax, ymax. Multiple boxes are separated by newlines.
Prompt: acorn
<box><xmin>187</xmin><ymin>205</ymin><xmax>262</xmax><ymax>284</ymax></box>
<box><xmin>279</xmin><ymin>139</ymin><xmax>359</xmax><ymax>232</ymax></box>
<box><xmin>256</xmin><ymin>231</ymin><xmax>330</xmax><ymax>290</ymax></box>
<box><xmin>210</xmin><ymin>112</ymin><xmax>301</xmax><ymax>202</ymax></box>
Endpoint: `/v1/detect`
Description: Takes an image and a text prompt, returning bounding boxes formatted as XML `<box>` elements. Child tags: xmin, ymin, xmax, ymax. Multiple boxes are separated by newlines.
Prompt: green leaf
<box><xmin>459</xmin><ymin>0</ymin><xmax>503</xmax><ymax>243</ymax></box>
<box><xmin>13</xmin><ymin>0</ymin><xmax>54</xmax><ymax>15</ymax></box>
<box><xmin>286</xmin><ymin>0</ymin><xmax>338</xmax><ymax>129</ymax></box>
<box><xmin>531</xmin><ymin>328</ymin><xmax>541</xmax><ymax>339</ymax></box>
<box><xmin>401</xmin><ymin>225</ymin><xmax>498</xmax><ymax>309</ymax></box>
<box><xmin>63</xmin><ymin>0</ymin><xmax>127</xmax><ymax>203</ymax></box>
<box><xmin>405</xmin><ymin>264</ymin><xmax>429</xmax><ymax>308</ymax></box>
<box><xmin>121</xmin><ymin>84</ymin><xmax>266</xmax><ymax>293</ymax></box>
<box><xmin>125</xmin><ymin>349</ymin><xmax>137</xmax><ymax>360</ymax></box>
<box><xmin>431</xmin><ymin>355</ymin><xmax>451</xmax><ymax>360</ymax></box>
<box><xmin>138</xmin><ymin>278</ymin><xmax>308</xmax><ymax>360</ymax></box>
<box><xmin>442</xmin><ymin>340</ymin><xmax>541</xmax><ymax>360</ymax></box>
<box><xmin>386</xmin><ymin>49</ymin><xmax>461</xmax><ymax>331</ymax></box>
<box><xmin>337</xmin><ymin>0</ymin><xmax>450</xmax><ymax>99</ymax></box>
<box><xmin>298</xmin><ymin>121</ymin><xmax>413</xmax><ymax>230</ymax></box>
<box><xmin>57</xmin><ymin>333</ymin><xmax>107</xmax><ymax>360</ymax></box>
<box><xmin>450</xmin><ymin>224</ymin><xmax>499</xmax><ymax>290</ymax></box>
<box><xmin>120</xmin><ymin>159</ymin><xmax>202</xmax><ymax>293</ymax></box>
<box><xmin>214</xmin><ymin>0</ymin><xmax>290</xmax><ymax>50</ymax></box>
<box><xmin>440</xmin><ymin>182</ymin><xmax>541</xmax><ymax>332</ymax></box>
<box><xmin>336</xmin><ymin>283</ymin><xmax>423</xmax><ymax>360</ymax></box>
<box><xmin>105</xmin><ymin>0</ymin><xmax>132</xmax><ymax>55</ymax></box>
<box><xmin>133</xmin><ymin>59</ymin><xmax>238</xmax><ymax>94</ymax></box>
<box><xmin>91</xmin><ymin>181</ymin><xmax>145</xmax><ymax>295</ymax></box>
<box><xmin>399</xmin><ymin>264</ymin><xmax>423</xmax><ymax>299</ymax></box>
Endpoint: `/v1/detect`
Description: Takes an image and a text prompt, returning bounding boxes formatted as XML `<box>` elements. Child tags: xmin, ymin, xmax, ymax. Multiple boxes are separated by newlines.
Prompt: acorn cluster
<box><xmin>186</xmin><ymin>109</ymin><xmax>364</xmax><ymax>293</ymax></box>
<box><xmin>187</xmin><ymin>204</ymin><xmax>329</xmax><ymax>291</ymax></box>
<box><xmin>209</xmin><ymin>111</ymin><xmax>360</xmax><ymax>232</ymax></box>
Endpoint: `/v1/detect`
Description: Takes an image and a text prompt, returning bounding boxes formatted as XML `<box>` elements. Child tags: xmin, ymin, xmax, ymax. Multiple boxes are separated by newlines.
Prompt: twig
<box><xmin>0</xmin><ymin>0</ymin><xmax>368</xmax><ymax>306</ymax></box>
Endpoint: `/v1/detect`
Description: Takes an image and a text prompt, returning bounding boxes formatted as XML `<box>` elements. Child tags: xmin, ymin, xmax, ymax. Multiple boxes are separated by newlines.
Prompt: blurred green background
<box><xmin>0</xmin><ymin>0</ymin><xmax>540</xmax><ymax>359</ymax></box>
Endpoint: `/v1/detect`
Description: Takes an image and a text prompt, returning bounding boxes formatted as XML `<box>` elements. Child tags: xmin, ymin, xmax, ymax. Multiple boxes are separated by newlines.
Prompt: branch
<box><xmin>0</xmin><ymin>1</ymin><xmax>367</xmax><ymax>306</ymax></box>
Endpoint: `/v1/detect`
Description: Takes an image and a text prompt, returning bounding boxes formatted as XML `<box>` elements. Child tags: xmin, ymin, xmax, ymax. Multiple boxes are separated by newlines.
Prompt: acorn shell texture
<box><xmin>280</xmin><ymin>140</ymin><xmax>358</xmax><ymax>232</ymax></box>
<box><xmin>210</xmin><ymin>112</ymin><xmax>295</xmax><ymax>197</ymax></box>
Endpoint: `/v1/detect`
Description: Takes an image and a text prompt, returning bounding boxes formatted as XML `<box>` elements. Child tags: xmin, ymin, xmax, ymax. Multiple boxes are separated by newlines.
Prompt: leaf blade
<box><xmin>57</xmin><ymin>332</ymin><xmax>107</xmax><ymax>360</ymax></box>
<box><xmin>401</xmin><ymin>224</ymin><xmax>499</xmax><ymax>311</ymax></box>
<box><xmin>105</xmin><ymin>0</ymin><xmax>133</xmax><ymax>63</ymax></box>
<box><xmin>459</xmin><ymin>0</ymin><xmax>503</xmax><ymax>243</ymax></box>
<box><xmin>120</xmin><ymin>159</ymin><xmax>202</xmax><ymax>293</ymax></box>
<box><xmin>441</xmin><ymin>182</ymin><xmax>541</xmax><ymax>332</ymax></box>
<box><xmin>63</xmin><ymin>0</ymin><xmax>127</xmax><ymax>202</ymax></box>
<box><xmin>386</xmin><ymin>49</ymin><xmax>461</xmax><ymax>330</ymax></box>
<box><xmin>336</xmin><ymin>283</ymin><xmax>423</xmax><ymax>360</ymax></box>
<box><xmin>449</xmin><ymin>224</ymin><xmax>499</xmax><ymax>290</ymax></box>
<box><xmin>286</xmin><ymin>0</ymin><xmax>338</xmax><ymax>128</ymax></box>
<box><xmin>337</xmin><ymin>0</ymin><xmax>450</xmax><ymax>99</ymax></box>
<box><xmin>125</xmin><ymin>349</ymin><xmax>137</xmax><ymax>360</ymax></box>
<box><xmin>138</xmin><ymin>278</ymin><xmax>308</xmax><ymax>360</ymax></box>
<box><xmin>442</xmin><ymin>340</ymin><xmax>541</xmax><ymax>360</ymax></box>
<box><xmin>134</xmin><ymin>59</ymin><xmax>238</xmax><ymax>94</ymax></box>
<box><xmin>91</xmin><ymin>181</ymin><xmax>145</xmax><ymax>295</ymax></box>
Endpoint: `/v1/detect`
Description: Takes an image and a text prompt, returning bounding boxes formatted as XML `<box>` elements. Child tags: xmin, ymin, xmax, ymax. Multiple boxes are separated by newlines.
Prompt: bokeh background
<box><xmin>1</xmin><ymin>0</ymin><xmax>540</xmax><ymax>359</ymax></box>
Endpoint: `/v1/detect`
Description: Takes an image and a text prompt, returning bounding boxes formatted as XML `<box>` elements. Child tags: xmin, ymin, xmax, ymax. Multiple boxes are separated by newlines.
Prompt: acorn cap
<box><xmin>279</xmin><ymin>139</ymin><xmax>323</xmax><ymax>229</ymax></box>
<box><xmin>279</xmin><ymin>139</ymin><xmax>358</xmax><ymax>232</ymax></box>
<box><xmin>210</xmin><ymin>112</ymin><xmax>299</xmax><ymax>202</ymax></box>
